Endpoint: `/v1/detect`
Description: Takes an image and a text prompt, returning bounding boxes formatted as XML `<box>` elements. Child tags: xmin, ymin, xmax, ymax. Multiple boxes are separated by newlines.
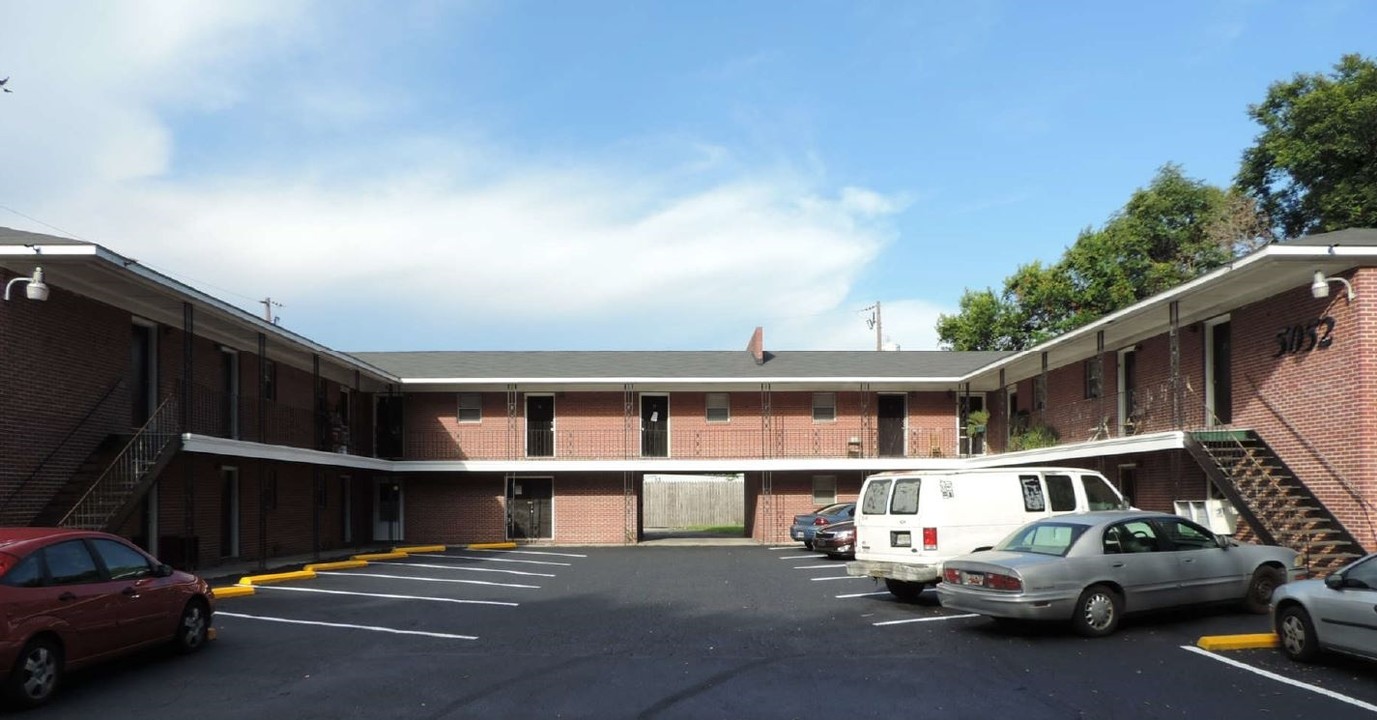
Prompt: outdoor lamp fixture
<box><xmin>1310</xmin><ymin>270</ymin><xmax>1355</xmax><ymax>302</ymax></box>
<box><xmin>3</xmin><ymin>266</ymin><xmax>48</xmax><ymax>302</ymax></box>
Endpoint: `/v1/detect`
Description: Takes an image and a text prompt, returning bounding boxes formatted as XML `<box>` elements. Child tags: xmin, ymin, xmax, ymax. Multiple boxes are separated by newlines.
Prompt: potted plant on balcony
<box><xmin>965</xmin><ymin>409</ymin><xmax>990</xmax><ymax>437</ymax></box>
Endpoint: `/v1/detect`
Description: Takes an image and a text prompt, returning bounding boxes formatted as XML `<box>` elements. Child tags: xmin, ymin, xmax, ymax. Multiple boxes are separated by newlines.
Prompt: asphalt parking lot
<box><xmin>25</xmin><ymin>544</ymin><xmax>1377</xmax><ymax>719</ymax></box>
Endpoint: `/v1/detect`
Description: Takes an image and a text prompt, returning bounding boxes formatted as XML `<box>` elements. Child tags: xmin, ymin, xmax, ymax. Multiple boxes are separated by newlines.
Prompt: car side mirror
<box><xmin>156</xmin><ymin>563</ymin><xmax>175</xmax><ymax>578</ymax></box>
<box><xmin>1214</xmin><ymin>534</ymin><xmax>1232</xmax><ymax>549</ymax></box>
<box><xmin>1325</xmin><ymin>573</ymin><xmax>1345</xmax><ymax>590</ymax></box>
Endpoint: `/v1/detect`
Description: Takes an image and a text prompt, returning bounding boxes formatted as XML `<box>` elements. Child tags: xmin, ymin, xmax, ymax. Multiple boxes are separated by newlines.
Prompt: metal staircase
<box><xmin>35</xmin><ymin>396</ymin><xmax>181</xmax><ymax>532</ymax></box>
<box><xmin>1185</xmin><ymin>429</ymin><xmax>1366</xmax><ymax>575</ymax></box>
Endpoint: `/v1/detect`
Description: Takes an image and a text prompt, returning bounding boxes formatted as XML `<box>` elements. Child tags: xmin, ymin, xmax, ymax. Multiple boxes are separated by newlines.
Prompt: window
<box><xmin>861</xmin><ymin>479</ymin><xmax>892</xmax><ymax>515</ymax></box>
<box><xmin>91</xmin><ymin>539</ymin><xmax>154</xmax><ymax>581</ymax></box>
<box><xmin>1159</xmin><ymin>518</ymin><xmax>1218</xmax><ymax>550</ymax></box>
<box><xmin>1020</xmin><ymin>475</ymin><xmax>1046</xmax><ymax>511</ymax></box>
<box><xmin>1111</xmin><ymin>520</ymin><xmax>1160</xmax><ymax>553</ymax></box>
<box><xmin>998</xmin><ymin>522</ymin><xmax>1086</xmax><ymax>556</ymax></box>
<box><xmin>1345</xmin><ymin>556</ymin><xmax>1377</xmax><ymax>589</ymax></box>
<box><xmin>44</xmin><ymin>541</ymin><xmax>101</xmax><ymax>585</ymax></box>
<box><xmin>812</xmin><ymin>393</ymin><xmax>836</xmax><ymax>422</ymax></box>
<box><xmin>1033</xmin><ymin>376</ymin><xmax>1047</xmax><ymax>411</ymax></box>
<box><xmin>1082</xmin><ymin>474</ymin><xmax>1124</xmax><ymax>510</ymax></box>
<box><xmin>0</xmin><ymin>554</ymin><xmax>44</xmax><ymax>588</ymax></box>
<box><xmin>705</xmin><ymin>393</ymin><xmax>730</xmax><ymax>423</ymax></box>
<box><xmin>890</xmin><ymin>478</ymin><xmax>921</xmax><ymax>515</ymax></box>
<box><xmin>1084</xmin><ymin>358</ymin><xmax>1103</xmax><ymax>399</ymax></box>
<box><xmin>812</xmin><ymin>475</ymin><xmax>837</xmax><ymax>505</ymax></box>
<box><xmin>1045</xmin><ymin>474</ymin><xmax>1077</xmax><ymax>511</ymax></box>
<box><xmin>263</xmin><ymin>359</ymin><xmax>277</xmax><ymax>401</ymax></box>
<box><xmin>458</xmin><ymin>393</ymin><xmax>482</xmax><ymax>423</ymax></box>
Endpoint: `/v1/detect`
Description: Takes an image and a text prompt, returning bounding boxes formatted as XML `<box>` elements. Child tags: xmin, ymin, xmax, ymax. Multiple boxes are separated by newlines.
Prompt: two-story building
<box><xmin>3</xmin><ymin>225</ymin><xmax>1374</xmax><ymax>574</ymax></box>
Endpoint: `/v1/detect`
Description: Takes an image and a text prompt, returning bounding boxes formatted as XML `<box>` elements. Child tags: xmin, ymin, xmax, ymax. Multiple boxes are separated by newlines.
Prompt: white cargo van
<box><xmin>846</xmin><ymin>467</ymin><xmax>1128</xmax><ymax>601</ymax></box>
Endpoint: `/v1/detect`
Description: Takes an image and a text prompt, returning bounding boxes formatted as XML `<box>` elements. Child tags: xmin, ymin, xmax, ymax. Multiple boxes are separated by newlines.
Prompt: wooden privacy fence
<box><xmin>643</xmin><ymin>478</ymin><xmax>745</xmax><ymax>528</ymax></box>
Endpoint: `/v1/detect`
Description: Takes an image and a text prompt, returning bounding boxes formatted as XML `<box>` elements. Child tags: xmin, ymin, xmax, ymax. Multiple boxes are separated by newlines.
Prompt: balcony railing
<box><xmin>181</xmin><ymin>381</ymin><xmax>361</xmax><ymax>454</ymax></box>
<box><xmin>405</xmin><ymin>426</ymin><xmax>961</xmax><ymax>461</ymax></box>
<box><xmin>990</xmin><ymin>379</ymin><xmax>1188</xmax><ymax>453</ymax></box>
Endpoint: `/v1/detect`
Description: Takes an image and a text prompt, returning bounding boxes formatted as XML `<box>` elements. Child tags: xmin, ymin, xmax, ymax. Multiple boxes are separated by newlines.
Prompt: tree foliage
<box><xmin>1238</xmin><ymin>54</ymin><xmax>1377</xmax><ymax>238</ymax></box>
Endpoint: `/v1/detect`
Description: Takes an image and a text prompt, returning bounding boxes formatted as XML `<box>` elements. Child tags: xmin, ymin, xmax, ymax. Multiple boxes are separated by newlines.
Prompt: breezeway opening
<box><xmin>641</xmin><ymin>473</ymin><xmax>746</xmax><ymax>541</ymax></box>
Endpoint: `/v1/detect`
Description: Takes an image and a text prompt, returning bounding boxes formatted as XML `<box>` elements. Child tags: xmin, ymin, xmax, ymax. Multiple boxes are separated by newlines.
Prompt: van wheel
<box><xmin>885</xmin><ymin>579</ymin><xmax>926</xmax><ymax>603</ymax></box>
<box><xmin>5</xmin><ymin>636</ymin><xmax>62</xmax><ymax>709</ymax></box>
<box><xmin>1243</xmin><ymin>566</ymin><xmax>1284</xmax><ymax>614</ymax></box>
<box><xmin>1071</xmin><ymin>584</ymin><xmax>1121</xmax><ymax>638</ymax></box>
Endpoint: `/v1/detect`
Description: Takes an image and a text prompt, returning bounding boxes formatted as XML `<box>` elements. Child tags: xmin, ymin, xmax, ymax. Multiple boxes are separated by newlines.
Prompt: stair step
<box><xmin>1195</xmin><ymin>430</ymin><xmax>1254</xmax><ymax>443</ymax></box>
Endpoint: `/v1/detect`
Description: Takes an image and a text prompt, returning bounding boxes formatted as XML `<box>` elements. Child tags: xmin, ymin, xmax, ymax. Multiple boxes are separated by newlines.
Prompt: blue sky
<box><xmin>1</xmin><ymin>1</ymin><xmax>1374</xmax><ymax>352</ymax></box>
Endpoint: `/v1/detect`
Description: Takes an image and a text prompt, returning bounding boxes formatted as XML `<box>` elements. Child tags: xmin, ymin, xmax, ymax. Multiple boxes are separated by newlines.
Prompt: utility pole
<box><xmin>862</xmin><ymin>302</ymin><xmax>882</xmax><ymax>351</ymax></box>
<box><xmin>259</xmin><ymin>297</ymin><xmax>283</xmax><ymax>324</ymax></box>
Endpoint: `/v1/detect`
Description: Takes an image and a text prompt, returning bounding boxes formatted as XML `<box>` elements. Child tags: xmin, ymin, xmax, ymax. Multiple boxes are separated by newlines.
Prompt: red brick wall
<box><xmin>402</xmin><ymin>473</ymin><xmax>508</xmax><ymax>544</ymax></box>
<box><xmin>745</xmin><ymin>470</ymin><xmax>866</xmax><ymax>543</ymax></box>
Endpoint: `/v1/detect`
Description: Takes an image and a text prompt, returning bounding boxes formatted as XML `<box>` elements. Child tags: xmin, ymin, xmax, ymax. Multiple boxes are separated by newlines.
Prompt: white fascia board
<box><xmin>952</xmin><ymin>243</ymin><xmax>1376</xmax><ymax>385</ymax></box>
<box><xmin>390</xmin><ymin>457</ymin><xmax>971</xmax><ymax>473</ymax></box>
<box><xmin>182</xmin><ymin>434</ymin><xmax>394</xmax><ymax>470</ymax></box>
<box><xmin>0</xmin><ymin>244</ymin><xmax>99</xmax><ymax>257</ymax></box>
<box><xmin>961</xmin><ymin>431</ymin><xmax>1186</xmax><ymax>468</ymax></box>
<box><xmin>86</xmin><ymin>248</ymin><xmax>400</xmax><ymax>384</ymax></box>
<box><xmin>399</xmin><ymin>376</ymin><xmax>971</xmax><ymax>385</ymax></box>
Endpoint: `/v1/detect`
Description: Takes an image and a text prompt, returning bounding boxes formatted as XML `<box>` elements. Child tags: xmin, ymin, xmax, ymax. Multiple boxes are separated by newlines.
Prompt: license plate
<box><xmin>962</xmin><ymin>571</ymin><xmax>984</xmax><ymax>586</ymax></box>
<box><xmin>892</xmin><ymin>531</ymin><xmax>911</xmax><ymax>547</ymax></box>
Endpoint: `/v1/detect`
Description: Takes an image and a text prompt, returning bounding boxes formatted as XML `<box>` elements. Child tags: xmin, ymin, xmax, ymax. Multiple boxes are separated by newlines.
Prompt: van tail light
<box><xmin>813</xmin><ymin>517</ymin><xmax>830</xmax><ymax>526</ymax></box>
<box><xmin>923</xmin><ymin>527</ymin><xmax>938</xmax><ymax>550</ymax></box>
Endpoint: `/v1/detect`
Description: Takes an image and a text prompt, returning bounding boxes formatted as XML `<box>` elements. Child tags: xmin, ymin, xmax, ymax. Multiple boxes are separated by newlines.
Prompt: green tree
<box><xmin>935</xmin><ymin>287</ymin><xmax>1023</xmax><ymax>351</ymax></box>
<box><xmin>1238</xmin><ymin>54</ymin><xmax>1377</xmax><ymax>238</ymax></box>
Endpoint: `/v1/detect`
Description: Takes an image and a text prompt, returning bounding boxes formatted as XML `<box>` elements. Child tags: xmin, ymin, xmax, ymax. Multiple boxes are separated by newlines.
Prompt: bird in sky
<box><xmin>0</xmin><ymin>77</ymin><xmax>11</xmax><ymax>93</ymax></box>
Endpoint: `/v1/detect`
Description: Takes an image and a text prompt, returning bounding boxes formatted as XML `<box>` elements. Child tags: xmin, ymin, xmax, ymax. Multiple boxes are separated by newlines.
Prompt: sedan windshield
<box><xmin>996</xmin><ymin>522</ymin><xmax>1088</xmax><ymax>557</ymax></box>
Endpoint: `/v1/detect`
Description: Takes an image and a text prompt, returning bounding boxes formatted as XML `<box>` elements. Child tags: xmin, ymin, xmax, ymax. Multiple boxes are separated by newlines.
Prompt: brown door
<box><xmin>641</xmin><ymin>396</ymin><xmax>669</xmax><ymax>458</ymax></box>
<box><xmin>878</xmin><ymin>395</ymin><xmax>905</xmax><ymax>457</ymax></box>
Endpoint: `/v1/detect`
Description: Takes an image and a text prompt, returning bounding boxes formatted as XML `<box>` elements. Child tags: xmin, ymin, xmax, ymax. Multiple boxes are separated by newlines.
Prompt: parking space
<box><xmin>25</xmin><ymin>544</ymin><xmax>1377</xmax><ymax>719</ymax></box>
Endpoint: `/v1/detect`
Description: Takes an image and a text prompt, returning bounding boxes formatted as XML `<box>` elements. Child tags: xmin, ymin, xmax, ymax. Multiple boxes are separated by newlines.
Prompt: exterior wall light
<box><xmin>3</xmin><ymin>266</ymin><xmax>48</xmax><ymax>302</ymax></box>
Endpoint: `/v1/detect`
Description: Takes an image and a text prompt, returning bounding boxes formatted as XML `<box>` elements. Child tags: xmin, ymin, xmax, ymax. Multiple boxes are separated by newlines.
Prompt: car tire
<box><xmin>1243</xmin><ymin>566</ymin><xmax>1285</xmax><ymax>615</ymax></box>
<box><xmin>885</xmin><ymin>578</ymin><xmax>926</xmax><ymax>603</ymax></box>
<box><xmin>174</xmin><ymin>598</ymin><xmax>210</xmax><ymax>654</ymax></box>
<box><xmin>1277</xmin><ymin>605</ymin><xmax>1320</xmax><ymax>662</ymax></box>
<box><xmin>4</xmin><ymin>636</ymin><xmax>62</xmax><ymax>709</ymax></box>
<box><xmin>1071</xmin><ymin>584</ymin><xmax>1121</xmax><ymax>638</ymax></box>
<box><xmin>803</xmin><ymin>540</ymin><xmax>813</xmax><ymax>550</ymax></box>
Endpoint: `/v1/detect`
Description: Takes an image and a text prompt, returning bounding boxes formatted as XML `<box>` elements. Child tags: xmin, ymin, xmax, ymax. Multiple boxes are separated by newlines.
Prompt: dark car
<box><xmin>790</xmin><ymin>502</ymin><xmax>855</xmax><ymax>549</ymax></box>
<box><xmin>0</xmin><ymin>528</ymin><xmax>215</xmax><ymax>708</ymax></box>
<box><xmin>812</xmin><ymin>521</ymin><xmax>856</xmax><ymax>559</ymax></box>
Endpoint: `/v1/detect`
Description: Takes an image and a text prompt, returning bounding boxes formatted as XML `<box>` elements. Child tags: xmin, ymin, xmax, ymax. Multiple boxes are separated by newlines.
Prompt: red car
<box><xmin>0</xmin><ymin>528</ymin><xmax>214</xmax><ymax>708</ymax></box>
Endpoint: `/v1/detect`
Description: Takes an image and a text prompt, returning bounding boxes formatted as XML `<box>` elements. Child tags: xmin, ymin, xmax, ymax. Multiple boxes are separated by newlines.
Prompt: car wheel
<box><xmin>5</xmin><ymin>636</ymin><xmax>62</xmax><ymax>709</ymax></box>
<box><xmin>174</xmin><ymin>598</ymin><xmax>210</xmax><ymax>654</ymax></box>
<box><xmin>803</xmin><ymin>540</ymin><xmax>813</xmax><ymax>550</ymax></box>
<box><xmin>1071</xmin><ymin>584</ymin><xmax>1121</xmax><ymax>638</ymax></box>
<box><xmin>884</xmin><ymin>578</ymin><xmax>926</xmax><ymax>603</ymax></box>
<box><xmin>1277</xmin><ymin>605</ymin><xmax>1320</xmax><ymax>662</ymax></box>
<box><xmin>1243</xmin><ymin>566</ymin><xmax>1285</xmax><ymax>614</ymax></box>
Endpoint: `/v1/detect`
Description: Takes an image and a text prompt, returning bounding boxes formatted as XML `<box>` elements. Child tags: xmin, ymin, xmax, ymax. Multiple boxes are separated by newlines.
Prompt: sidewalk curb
<box><xmin>1196</xmin><ymin>633</ymin><xmax>1279</xmax><ymax>651</ymax></box>
<box><xmin>213</xmin><ymin>542</ymin><xmax>514</xmax><ymax>600</ymax></box>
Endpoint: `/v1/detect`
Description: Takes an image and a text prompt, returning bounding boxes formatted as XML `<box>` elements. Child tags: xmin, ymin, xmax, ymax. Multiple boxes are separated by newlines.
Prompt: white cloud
<box><xmin>0</xmin><ymin>1</ymin><xmax>936</xmax><ymax>351</ymax></box>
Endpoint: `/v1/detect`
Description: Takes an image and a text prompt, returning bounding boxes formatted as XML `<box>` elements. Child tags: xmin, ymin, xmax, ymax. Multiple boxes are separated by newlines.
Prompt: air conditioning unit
<box><xmin>1173</xmin><ymin>499</ymin><xmax>1239</xmax><ymax>535</ymax></box>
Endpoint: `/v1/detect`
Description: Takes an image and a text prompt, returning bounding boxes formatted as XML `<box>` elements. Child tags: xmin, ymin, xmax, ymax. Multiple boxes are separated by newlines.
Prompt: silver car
<box><xmin>936</xmin><ymin>510</ymin><xmax>1307</xmax><ymax>637</ymax></box>
<box><xmin>1273</xmin><ymin>552</ymin><xmax>1377</xmax><ymax>663</ymax></box>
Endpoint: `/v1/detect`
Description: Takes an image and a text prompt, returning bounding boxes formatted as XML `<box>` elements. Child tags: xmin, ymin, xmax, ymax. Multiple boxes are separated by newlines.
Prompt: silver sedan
<box><xmin>1273</xmin><ymin>552</ymin><xmax>1377</xmax><ymax>663</ymax></box>
<box><xmin>936</xmin><ymin>510</ymin><xmax>1307</xmax><ymax>637</ymax></box>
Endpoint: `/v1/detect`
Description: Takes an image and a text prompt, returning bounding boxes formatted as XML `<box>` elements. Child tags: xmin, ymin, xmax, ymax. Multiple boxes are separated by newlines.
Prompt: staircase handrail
<box><xmin>1</xmin><ymin>377</ymin><xmax>126</xmax><ymax>514</ymax></box>
<box><xmin>56</xmin><ymin>394</ymin><xmax>180</xmax><ymax>528</ymax></box>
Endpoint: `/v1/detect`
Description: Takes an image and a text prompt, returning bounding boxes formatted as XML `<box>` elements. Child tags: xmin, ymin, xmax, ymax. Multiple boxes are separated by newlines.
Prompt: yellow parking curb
<box><xmin>468</xmin><ymin>542</ymin><xmax>518</xmax><ymax>550</ymax></box>
<box><xmin>1196</xmin><ymin>633</ymin><xmax>1279</xmax><ymax>651</ymax></box>
<box><xmin>304</xmin><ymin>560</ymin><xmax>370</xmax><ymax>572</ymax></box>
<box><xmin>352</xmin><ymin>551</ymin><xmax>409</xmax><ymax>561</ymax></box>
<box><xmin>239</xmin><ymin>570</ymin><xmax>317</xmax><ymax>586</ymax></box>
<box><xmin>211</xmin><ymin>585</ymin><xmax>257</xmax><ymax>599</ymax></box>
<box><xmin>395</xmin><ymin>544</ymin><xmax>446</xmax><ymax>553</ymax></box>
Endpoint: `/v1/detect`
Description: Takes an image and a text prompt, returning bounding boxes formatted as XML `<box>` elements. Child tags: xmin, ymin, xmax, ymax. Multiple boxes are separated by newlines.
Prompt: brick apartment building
<box><xmin>2</xmin><ymin>225</ymin><xmax>1374</xmax><ymax>573</ymax></box>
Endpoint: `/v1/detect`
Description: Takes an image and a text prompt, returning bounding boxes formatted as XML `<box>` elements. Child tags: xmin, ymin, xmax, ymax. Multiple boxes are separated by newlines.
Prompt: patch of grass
<box><xmin>686</xmin><ymin>525</ymin><xmax>746</xmax><ymax>535</ymax></box>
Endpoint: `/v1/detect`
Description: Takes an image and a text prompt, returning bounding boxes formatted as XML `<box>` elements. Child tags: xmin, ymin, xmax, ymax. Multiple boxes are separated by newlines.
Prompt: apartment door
<box><xmin>1206</xmin><ymin>319</ymin><xmax>1232</xmax><ymax>425</ymax></box>
<box><xmin>877</xmin><ymin>394</ymin><xmax>906</xmax><ymax>457</ymax></box>
<box><xmin>219</xmin><ymin>467</ymin><xmax>239</xmax><ymax>558</ymax></box>
<box><xmin>641</xmin><ymin>395</ymin><xmax>669</xmax><ymax>458</ymax></box>
<box><xmin>1119</xmin><ymin>348</ymin><xmax>1138</xmax><ymax>434</ymax></box>
<box><xmin>507</xmin><ymin>477</ymin><xmax>553</xmax><ymax>540</ymax></box>
<box><xmin>373</xmin><ymin>478</ymin><xmax>403</xmax><ymax>542</ymax></box>
<box><xmin>220</xmin><ymin>348</ymin><xmax>239</xmax><ymax>439</ymax></box>
<box><xmin>960</xmin><ymin>395</ymin><xmax>986</xmax><ymax>455</ymax></box>
<box><xmin>130</xmin><ymin>322</ymin><xmax>156</xmax><ymax>428</ymax></box>
<box><xmin>526</xmin><ymin>395</ymin><xmax>555</xmax><ymax>457</ymax></box>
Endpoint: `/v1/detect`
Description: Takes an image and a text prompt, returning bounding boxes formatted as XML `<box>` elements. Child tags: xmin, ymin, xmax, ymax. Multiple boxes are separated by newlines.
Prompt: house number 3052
<box><xmin>1273</xmin><ymin>317</ymin><xmax>1335</xmax><ymax>357</ymax></box>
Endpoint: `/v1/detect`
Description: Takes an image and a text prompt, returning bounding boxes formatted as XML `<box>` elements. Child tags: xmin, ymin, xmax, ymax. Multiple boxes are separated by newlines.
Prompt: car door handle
<box><xmin>1112</xmin><ymin>562</ymin><xmax>1124</xmax><ymax>568</ymax></box>
<box><xmin>58</xmin><ymin>592</ymin><xmax>76</xmax><ymax>602</ymax></box>
<box><xmin>1183</xmin><ymin>558</ymin><xmax>1196</xmax><ymax>564</ymax></box>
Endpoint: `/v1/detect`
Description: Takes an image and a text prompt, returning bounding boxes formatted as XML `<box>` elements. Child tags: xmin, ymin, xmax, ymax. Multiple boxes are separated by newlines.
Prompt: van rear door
<box><xmin>854</xmin><ymin>476</ymin><xmax>922</xmax><ymax>562</ymax></box>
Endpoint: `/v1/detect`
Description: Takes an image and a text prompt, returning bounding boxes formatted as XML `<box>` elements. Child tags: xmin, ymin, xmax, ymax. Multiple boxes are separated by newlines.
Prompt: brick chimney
<box><xmin>746</xmin><ymin>326</ymin><xmax>765</xmax><ymax>365</ymax></box>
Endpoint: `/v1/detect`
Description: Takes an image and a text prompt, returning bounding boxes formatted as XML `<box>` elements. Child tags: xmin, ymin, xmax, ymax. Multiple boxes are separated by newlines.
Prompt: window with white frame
<box><xmin>812</xmin><ymin>392</ymin><xmax>836</xmax><ymax>422</ymax></box>
<box><xmin>812</xmin><ymin>475</ymin><xmax>837</xmax><ymax>505</ymax></box>
<box><xmin>458</xmin><ymin>393</ymin><xmax>482</xmax><ymax>423</ymax></box>
<box><xmin>705</xmin><ymin>393</ymin><xmax>730</xmax><ymax>422</ymax></box>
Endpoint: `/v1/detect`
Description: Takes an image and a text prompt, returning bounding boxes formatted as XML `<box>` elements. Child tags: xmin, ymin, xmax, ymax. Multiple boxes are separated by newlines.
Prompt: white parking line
<box><xmin>769</xmin><ymin>546</ymin><xmax>797</xmax><ymax>551</ymax></box>
<box><xmin>316</xmin><ymin>571</ymin><xmax>539</xmax><ymax>589</ymax></box>
<box><xmin>836</xmin><ymin>591</ymin><xmax>891</xmax><ymax>599</ymax></box>
<box><xmin>794</xmin><ymin>564</ymin><xmax>843</xmax><ymax>570</ymax></box>
<box><xmin>217</xmin><ymin>611</ymin><xmax>478</xmax><ymax>640</ymax></box>
<box><xmin>1180</xmin><ymin>646</ymin><xmax>1377</xmax><ymax>713</ymax></box>
<box><xmin>246</xmin><ymin>584</ymin><xmax>519</xmax><ymax>606</ymax></box>
<box><xmin>409</xmin><ymin>553</ymin><xmax>571</xmax><ymax>567</ymax></box>
<box><xmin>372</xmin><ymin>561</ymin><xmax>555</xmax><ymax>578</ymax></box>
<box><xmin>778</xmin><ymin>555</ymin><xmax>817</xmax><ymax>560</ymax></box>
<box><xmin>873</xmin><ymin>614</ymin><xmax>980</xmax><ymax>626</ymax></box>
<box><xmin>471</xmin><ymin>549</ymin><xmax>588</xmax><ymax>558</ymax></box>
<box><xmin>810</xmin><ymin>575</ymin><xmax>871</xmax><ymax>582</ymax></box>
